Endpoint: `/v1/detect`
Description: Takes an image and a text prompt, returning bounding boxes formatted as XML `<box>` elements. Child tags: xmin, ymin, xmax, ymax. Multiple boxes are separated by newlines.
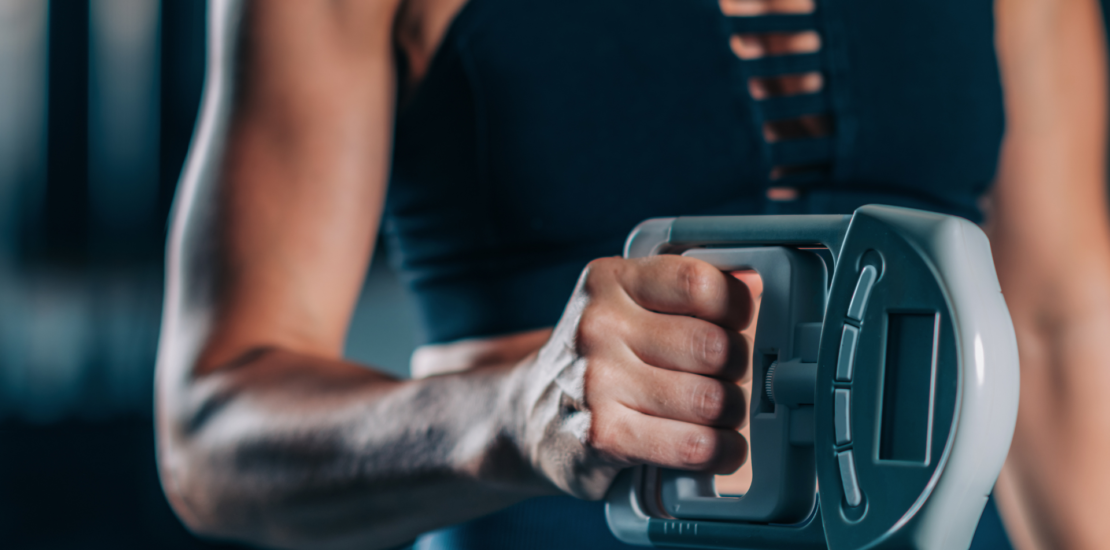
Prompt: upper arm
<box><xmin>989</xmin><ymin>0</ymin><xmax>1110</xmax><ymax>320</ymax></box>
<box><xmin>161</xmin><ymin>0</ymin><xmax>402</xmax><ymax>382</ymax></box>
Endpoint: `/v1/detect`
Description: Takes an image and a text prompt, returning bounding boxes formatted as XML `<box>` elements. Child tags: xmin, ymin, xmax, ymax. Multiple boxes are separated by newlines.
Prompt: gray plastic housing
<box><xmin>604</xmin><ymin>205</ymin><xmax>1020</xmax><ymax>550</ymax></box>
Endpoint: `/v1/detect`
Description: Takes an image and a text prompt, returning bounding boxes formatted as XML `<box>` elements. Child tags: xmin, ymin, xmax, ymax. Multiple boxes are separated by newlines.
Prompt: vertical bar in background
<box><xmin>0</xmin><ymin>1</ymin><xmax>50</xmax><ymax>262</ymax></box>
<box><xmin>0</xmin><ymin>0</ymin><xmax>51</xmax><ymax>419</ymax></box>
<box><xmin>41</xmin><ymin>0</ymin><xmax>90</xmax><ymax>261</ymax></box>
<box><xmin>88</xmin><ymin>0</ymin><xmax>161</xmax><ymax>256</ymax></box>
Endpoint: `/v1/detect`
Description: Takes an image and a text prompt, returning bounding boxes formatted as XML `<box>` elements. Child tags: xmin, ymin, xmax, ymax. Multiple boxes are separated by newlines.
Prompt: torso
<box><xmin>386</xmin><ymin>2</ymin><xmax>1006</xmax><ymax>547</ymax></box>
<box><xmin>384</xmin><ymin>0</ymin><xmax>1004</xmax><ymax>347</ymax></box>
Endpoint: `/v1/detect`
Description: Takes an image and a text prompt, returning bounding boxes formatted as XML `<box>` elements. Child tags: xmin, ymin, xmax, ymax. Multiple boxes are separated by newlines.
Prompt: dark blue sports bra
<box><xmin>385</xmin><ymin>0</ymin><xmax>1004</xmax><ymax>345</ymax></box>
<box><xmin>384</xmin><ymin>0</ymin><xmax>1010</xmax><ymax>547</ymax></box>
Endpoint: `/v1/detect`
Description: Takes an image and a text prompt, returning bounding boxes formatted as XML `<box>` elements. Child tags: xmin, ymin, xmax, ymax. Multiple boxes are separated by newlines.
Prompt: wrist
<box><xmin>496</xmin><ymin>354</ymin><xmax>560</xmax><ymax>493</ymax></box>
<box><xmin>453</xmin><ymin>360</ymin><xmax>558</xmax><ymax>496</ymax></box>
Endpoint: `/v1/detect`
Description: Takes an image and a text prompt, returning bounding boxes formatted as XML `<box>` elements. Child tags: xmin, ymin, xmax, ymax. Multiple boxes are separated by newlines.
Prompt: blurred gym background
<box><xmin>0</xmin><ymin>1</ymin><xmax>1105</xmax><ymax>548</ymax></box>
<box><xmin>0</xmin><ymin>1</ymin><xmax>419</xmax><ymax>548</ymax></box>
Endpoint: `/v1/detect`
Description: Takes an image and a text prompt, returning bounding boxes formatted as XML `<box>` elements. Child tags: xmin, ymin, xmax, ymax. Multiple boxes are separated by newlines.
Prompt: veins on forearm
<box><xmin>182</xmin><ymin>350</ymin><xmax>541</xmax><ymax>496</ymax></box>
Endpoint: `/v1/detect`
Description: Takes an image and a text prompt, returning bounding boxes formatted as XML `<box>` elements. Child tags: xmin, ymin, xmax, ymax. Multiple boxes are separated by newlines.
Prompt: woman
<box><xmin>155</xmin><ymin>0</ymin><xmax>1110</xmax><ymax>548</ymax></box>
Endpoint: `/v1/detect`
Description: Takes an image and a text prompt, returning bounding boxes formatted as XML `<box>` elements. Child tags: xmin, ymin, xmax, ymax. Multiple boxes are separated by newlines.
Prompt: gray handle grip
<box><xmin>657</xmin><ymin>246</ymin><xmax>826</xmax><ymax>523</ymax></box>
<box><xmin>624</xmin><ymin>215</ymin><xmax>850</xmax><ymax>259</ymax></box>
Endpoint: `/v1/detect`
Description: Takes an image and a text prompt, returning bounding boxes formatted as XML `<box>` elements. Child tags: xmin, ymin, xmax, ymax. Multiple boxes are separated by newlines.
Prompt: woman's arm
<box><xmin>990</xmin><ymin>0</ymin><xmax>1110</xmax><ymax>547</ymax></box>
<box><xmin>157</xmin><ymin>3</ymin><xmax>560</xmax><ymax>548</ymax></box>
<box><xmin>157</xmin><ymin>2</ymin><xmax>753</xmax><ymax>548</ymax></box>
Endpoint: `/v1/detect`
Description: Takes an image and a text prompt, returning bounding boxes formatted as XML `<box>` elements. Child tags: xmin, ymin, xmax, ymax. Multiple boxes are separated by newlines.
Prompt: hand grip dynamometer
<box><xmin>605</xmin><ymin>205</ymin><xmax>1019</xmax><ymax>550</ymax></box>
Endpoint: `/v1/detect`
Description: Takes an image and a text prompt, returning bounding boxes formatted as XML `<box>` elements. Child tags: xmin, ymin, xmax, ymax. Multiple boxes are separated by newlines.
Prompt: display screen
<box><xmin>878</xmin><ymin>312</ymin><xmax>938</xmax><ymax>463</ymax></box>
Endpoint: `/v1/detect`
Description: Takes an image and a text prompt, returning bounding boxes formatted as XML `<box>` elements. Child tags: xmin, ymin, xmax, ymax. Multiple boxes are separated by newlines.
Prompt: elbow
<box><xmin>155</xmin><ymin>364</ymin><xmax>256</xmax><ymax>544</ymax></box>
<box><xmin>156</xmin><ymin>418</ymin><xmax>246</xmax><ymax>543</ymax></box>
<box><xmin>156</xmin><ymin>429</ymin><xmax>393</xmax><ymax>550</ymax></box>
<box><xmin>158</xmin><ymin>458</ymin><xmax>218</xmax><ymax>540</ymax></box>
<box><xmin>159</xmin><ymin>418</ymin><xmax>302</xmax><ymax>548</ymax></box>
<box><xmin>155</xmin><ymin>357</ymin><xmax>309</xmax><ymax>548</ymax></box>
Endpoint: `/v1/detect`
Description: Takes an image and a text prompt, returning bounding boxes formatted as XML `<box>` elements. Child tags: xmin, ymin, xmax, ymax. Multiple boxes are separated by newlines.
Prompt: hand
<box><xmin>508</xmin><ymin>255</ymin><xmax>754</xmax><ymax>499</ymax></box>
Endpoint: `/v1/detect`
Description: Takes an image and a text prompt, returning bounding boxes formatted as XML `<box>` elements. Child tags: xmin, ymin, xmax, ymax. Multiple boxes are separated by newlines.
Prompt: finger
<box><xmin>622</xmin><ymin>255</ymin><xmax>754</xmax><ymax>330</ymax></box>
<box><xmin>621</xmin><ymin>309</ymin><xmax>752</xmax><ymax>381</ymax></box>
<box><xmin>591</xmin><ymin>405</ymin><xmax>748</xmax><ymax>474</ymax></box>
<box><xmin>609</xmin><ymin>360</ymin><xmax>749</xmax><ymax>429</ymax></box>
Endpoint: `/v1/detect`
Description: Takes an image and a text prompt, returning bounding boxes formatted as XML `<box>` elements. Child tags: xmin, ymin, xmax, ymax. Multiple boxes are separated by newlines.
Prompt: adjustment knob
<box><xmin>766</xmin><ymin>359</ymin><xmax>818</xmax><ymax>407</ymax></box>
<box><xmin>765</xmin><ymin>361</ymin><xmax>779</xmax><ymax>404</ymax></box>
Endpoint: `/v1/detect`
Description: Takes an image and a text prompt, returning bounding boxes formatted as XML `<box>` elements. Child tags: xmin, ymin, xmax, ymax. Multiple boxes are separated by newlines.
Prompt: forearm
<box><xmin>990</xmin><ymin>0</ymin><xmax>1110</xmax><ymax>545</ymax></box>
<box><xmin>159</xmin><ymin>348</ymin><xmax>555</xmax><ymax>550</ymax></box>
<box><xmin>155</xmin><ymin>2</ymin><xmax>554</xmax><ymax>545</ymax></box>
<box><xmin>995</xmin><ymin>299</ymin><xmax>1110</xmax><ymax>550</ymax></box>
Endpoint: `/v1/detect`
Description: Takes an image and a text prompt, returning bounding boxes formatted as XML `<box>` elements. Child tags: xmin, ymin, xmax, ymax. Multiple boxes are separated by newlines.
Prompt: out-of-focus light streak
<box><xmin>0</xmin><ymin>0</ymin><xmax>49</xmax><ymax>260</ymax></box>
<box><xmin>88</xmin><ymin>0</ymin><xmax>160</xmax><ymax>238</ymax></box>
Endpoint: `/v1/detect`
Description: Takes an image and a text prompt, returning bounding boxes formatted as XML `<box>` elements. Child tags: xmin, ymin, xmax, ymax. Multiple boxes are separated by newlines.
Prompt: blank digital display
<box><xmin>879</xmin><ymin>313</ymin><xmax>938</xmax><ymax>463</ymax></box>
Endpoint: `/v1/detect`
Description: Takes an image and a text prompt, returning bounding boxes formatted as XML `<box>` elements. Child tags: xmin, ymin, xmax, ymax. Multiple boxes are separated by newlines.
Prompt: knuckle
<box><xmin>583</xmin><ymin>359</ymin><xmax>632</xmax><ymax>412</ymax></box>
<box><xmin>576</xmin><ymin>306</ymin><xmax>599</xmax><ymax>342</ymax></box>
<box><xmin>577</xmin><ymin>302</ymin><xmax>633</xmax><ymax>355</ymax></box>
<box><xmin>582</xmin><ymin>257</ymin><xmax>621</xmax><ymax>295</ymax></box>
<box><xmin>582</xmin><ymin>357</ymin><xmax>612</xmax><ymax>397</ymax></box>
<box><xmin>576</xmin><ymin>304</ymin><xmax>614</xmax><ymax>351</ymax></box>
<box><xmin>690</xmin><ymin>379</ymin><xmax>729</xmax><ymax>424</ymax></box>
<box><xmin>585</xmin><ymin>412</ymin><xmax>605</xmax><ymax>446</ymax></box>
<box><xmin>586</xmin><ymin>407</ymin><xmax>619</xmax><ymax>454</ymax></box>
<box><xmin>695</xmin><ymin>325</ymin><xmax>730</xmax><ymax>372</ymax></box>
<box><xmin>678</xmin><ymin>429</ymin><xmax>718</xmax><ymax>469</ymax></box>
<box><xmin>679</xmin><ymin>261</ymin><xmax>721</xmax><ymax>308</ymax></box>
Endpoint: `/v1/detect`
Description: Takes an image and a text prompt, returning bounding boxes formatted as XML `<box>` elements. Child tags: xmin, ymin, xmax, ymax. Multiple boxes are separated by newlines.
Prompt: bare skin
<box><xmin>156</xmin><ymin>1</ymin><xmax>1110</xmax><ymax>549</ymax></box>
<box><xmin>990</xmin><ymin>0</ymin><xmax>1110</xmax><ymax>548</ymax></box>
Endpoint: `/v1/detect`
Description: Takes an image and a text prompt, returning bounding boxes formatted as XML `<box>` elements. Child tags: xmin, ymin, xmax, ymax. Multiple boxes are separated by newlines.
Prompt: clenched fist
<box><xmin>508</xmin><ymin>254</ymin><xmax>755</xmax><ymax>499</ymax></box>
